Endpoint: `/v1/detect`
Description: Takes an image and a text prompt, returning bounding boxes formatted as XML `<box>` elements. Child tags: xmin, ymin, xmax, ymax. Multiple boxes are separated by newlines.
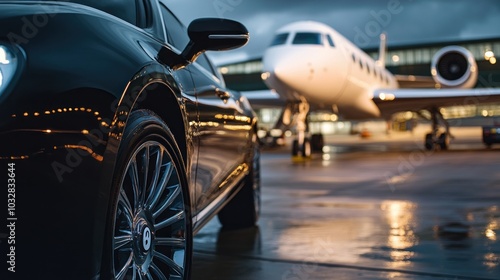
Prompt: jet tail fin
<box><xmin>376</xmin><ymin>33</ymin><xmax>387</xmax><ymax>68</ymax></box>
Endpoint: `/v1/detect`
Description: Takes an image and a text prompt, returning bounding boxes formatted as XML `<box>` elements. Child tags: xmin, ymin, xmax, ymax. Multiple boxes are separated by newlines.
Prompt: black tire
<box><xmin>218</xmin><ymin>135</ymin><xmax>260</xmax><ymax>229</ymax></box>
<box><xmin>103</xmin><ymin>110</ymin><xmax>192</xmax><ymax>280</ymax></box>
<box><xmin>438</xmin><ymin>132</ymin><xmax>449</xmax><ymax>150</ymax></box>
<box><xmin>425</xmin><ymin>133</ymin><xmax>434</xmax><ymax>151</ymax></box>
<box><xmin>311</xmin><ymin>133</ymin><xmax>324</xmax><ymax>153</ymax></box>
<box><xmin>302</xmin><ymin>138</ymin><xmax>312</xmax><ymax>157</ymax></box>
<box><xmin>292</xmin><ymin>139</ymin><xmax>300</xmax><ymax>156</ymax></box>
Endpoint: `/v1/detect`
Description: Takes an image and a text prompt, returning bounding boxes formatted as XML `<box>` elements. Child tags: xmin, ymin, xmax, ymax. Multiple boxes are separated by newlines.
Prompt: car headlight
<box><xmin>0</xmin><ymin>43</ymin><xmax>23</xmax><ymax>100</ymax></box>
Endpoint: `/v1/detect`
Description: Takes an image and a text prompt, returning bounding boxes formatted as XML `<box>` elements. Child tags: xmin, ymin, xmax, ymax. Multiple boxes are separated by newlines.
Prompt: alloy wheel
<box><xmin>112</xmin><ymin>140</ymin><xmax>188</xmax><ymax>280</ymax></box>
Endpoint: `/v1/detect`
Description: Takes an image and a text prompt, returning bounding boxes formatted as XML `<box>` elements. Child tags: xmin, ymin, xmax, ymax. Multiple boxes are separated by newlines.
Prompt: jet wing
<box><xmin>373</xmin><ymin>88</ymin><xmax>500</xmax><ymax>117</ymax></box>
<box><xmin>394</xmin><ymin>75</ymin><xmax>436</xmax><ymax>88</ymax></box>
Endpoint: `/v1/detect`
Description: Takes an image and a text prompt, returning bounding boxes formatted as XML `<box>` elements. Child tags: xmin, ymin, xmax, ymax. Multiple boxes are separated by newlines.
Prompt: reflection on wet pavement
<box><xmin>194</xmin><ymin>132</ymin><xmax>500</xmax><ymax>279</ymax></box>
<box><xmin>382</xmin><ymin>201</ymin><xmax>418</xmax><ymax>268</ymax></box>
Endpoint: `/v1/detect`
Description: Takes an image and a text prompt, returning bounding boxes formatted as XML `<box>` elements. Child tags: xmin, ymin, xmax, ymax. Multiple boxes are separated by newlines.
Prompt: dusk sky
<box><xmin>165</xmin><ymin>0</ymin><xmax>500</xmax><ymax>65</ymax></box>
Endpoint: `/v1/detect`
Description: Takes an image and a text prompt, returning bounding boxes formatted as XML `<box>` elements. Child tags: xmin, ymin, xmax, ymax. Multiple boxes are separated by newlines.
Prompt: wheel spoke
<box><xmin>128</xmin><ymin>159</ymin><xmax>141</xmax><ymax>210</ymax></box>
<box><xmin>145</xmin><ymin>270</ymin><xmax>154</xmax><ymax>280</ymax></box>
<box><xmin>154</xmin><ymin>210</ymin><xmax>185</xmax><ymax>231</ymax></box>
<box><xmin>114</xmin><ymin>234</ymin><xmax>133</xmax><ymax>251</ymax></box>
<box><xmin>146</xmin><ymin>148</ymin><xmax>163</xmax><ymax>205</ymax></box>
<box><xmin>153</xmin><ymin>251</ymin><xmax>184</xmax><ymax>277</ymax></box>
<box><xmin>132</xmin><ymin>265</ymin><xmax>137</xmax><ymax>280</ymax></box>
<box><xmin>153</xmin><ymin>184</ymin><xmax>180</xmax><ymax>219</ymax></box>
<box><xmin>140</xmin><ymin>145</ymin><xmax>150</xmax><ymax>206</ymax></box>
<box><xmin>149</xmin><ymin>162</ymin><xmax>174</xmax><ymax>213</ymax></box>
<box><xmin>150</xmin><ymin>262</ymin><xmax>168</xmax><ymax>280</ymax></box>
<box><xmin>118</xmin><ymin>189</ymin><xmax>134</xmax><ymax>223</ymax></box>
<box><xmin>115</xmin><ymin>250</ymin><xmax>134</xmax><ymax>280</ymax></box>
<box><xmin>155</xmin><ymin>237</ymin><xmax>185</xmax><ymax>248</ymax></box>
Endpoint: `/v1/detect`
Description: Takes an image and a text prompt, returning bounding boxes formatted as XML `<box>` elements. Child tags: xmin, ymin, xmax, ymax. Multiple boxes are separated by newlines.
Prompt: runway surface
<box><xmin>192</xmin><ymin>127</ymin><xmax>500</xmax><ymax>280</ymax></box>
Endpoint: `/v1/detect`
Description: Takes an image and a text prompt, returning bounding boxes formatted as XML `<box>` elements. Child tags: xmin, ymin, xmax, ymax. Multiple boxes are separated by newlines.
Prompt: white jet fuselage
<box><xmin>262</xmin><ymin>21</ymin><xmax>398</xmax><ymax>119</ymax></box>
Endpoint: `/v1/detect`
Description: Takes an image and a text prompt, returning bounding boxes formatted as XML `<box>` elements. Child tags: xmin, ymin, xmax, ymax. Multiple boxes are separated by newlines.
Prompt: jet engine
<box><xmin>431</xmin><ymin>46</ymin><xmax>478</xmax><ymax>88</ymax></box>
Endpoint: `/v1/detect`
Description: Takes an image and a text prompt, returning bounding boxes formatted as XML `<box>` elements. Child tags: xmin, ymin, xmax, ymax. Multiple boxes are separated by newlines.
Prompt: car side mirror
<box><xmin>158</xmin><ymin>18</ymin><xmax>248</xmax><ymax>70</ymax></box>
<box><xmin>181</xmin><ymin>18</ymin><xmax>249</xmax><ymax>63</ymax></box>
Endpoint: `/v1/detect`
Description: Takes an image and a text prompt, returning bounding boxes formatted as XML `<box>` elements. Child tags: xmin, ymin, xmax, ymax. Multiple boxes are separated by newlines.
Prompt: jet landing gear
<box><xmin>277</xmin><ymin>98</ymin><xmax>324</xmax><ymax>160</ymax></box>
<box><xmin>291</xmin><ymin>99</ymin><xmax>311</xmax><ymax>160</ymax></box>
<box><xmin>423</xmin><ymin>108</ymin><xmax>452</xmax><ymax>151</ymax></box>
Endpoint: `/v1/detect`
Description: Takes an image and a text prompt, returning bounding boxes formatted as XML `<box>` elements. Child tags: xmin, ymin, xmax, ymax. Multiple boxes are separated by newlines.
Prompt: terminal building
<box><xmin>217</xmin><ymin>38</ymin><xmax>500</xmax><ymax>134</ymax></box>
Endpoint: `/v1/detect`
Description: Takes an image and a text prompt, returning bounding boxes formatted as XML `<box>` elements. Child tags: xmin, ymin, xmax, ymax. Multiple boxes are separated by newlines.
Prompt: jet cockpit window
<box><xmin>270</xmin><ymin>33</ymin><xmax>289</xmax><ymax>46</ymax></box>
<box><xmin>292</xmin><ymin>32</ymin><xmax>323</xmax><ymax>45</ymax></box>
<box><xmin>326</xmin><ymin>35</ymin><xmax>335</xmax><ymax>47</ymax></box>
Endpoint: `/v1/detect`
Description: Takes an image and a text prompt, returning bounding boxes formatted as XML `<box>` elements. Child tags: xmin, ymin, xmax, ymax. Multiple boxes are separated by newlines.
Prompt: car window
<box><xmin>292</xmin><ymin>32</ymin><xmax>322</xmax><ymax>45</ymax></box>
<box><xmin>159</xmin><ymin>3</ymin><xmax>190</xmax><ymax>51</ymax></box>
<box><xmin>135</xmin><ymin>0</ymin><xmax>153</xmax><ymax>28</ymax></box>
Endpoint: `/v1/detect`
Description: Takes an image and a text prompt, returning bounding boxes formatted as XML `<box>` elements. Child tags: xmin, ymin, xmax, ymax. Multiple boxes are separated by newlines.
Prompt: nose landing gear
<box><xmin>291</xmin><ymin>98</ymin><xmax>313</xmax><ymax>161</ymax></box>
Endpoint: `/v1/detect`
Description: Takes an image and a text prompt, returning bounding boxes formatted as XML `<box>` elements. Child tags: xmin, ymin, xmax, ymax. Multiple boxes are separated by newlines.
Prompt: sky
<box><xmin>164</xmin><ymin>0</ymin><xmax>500</xmax><ymax>65</ymax></box>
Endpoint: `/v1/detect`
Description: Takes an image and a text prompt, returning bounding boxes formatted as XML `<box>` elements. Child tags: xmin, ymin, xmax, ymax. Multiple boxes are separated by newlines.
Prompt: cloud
<box><xmin>164</xmin><ymin>0</ymin><xmax>500</xmax><ymax>64</ymax></box>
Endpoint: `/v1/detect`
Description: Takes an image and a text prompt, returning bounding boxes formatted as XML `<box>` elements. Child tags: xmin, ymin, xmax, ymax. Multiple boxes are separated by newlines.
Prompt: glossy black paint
<box><xmin>0</xmin><ymin>1</ymin><xmax>256</xmax><ymax>279</ymax></box>
<box><xmin>182</xmin><ymin>18</ymin><xmax>249</xmax><ymax>64</ymax></box>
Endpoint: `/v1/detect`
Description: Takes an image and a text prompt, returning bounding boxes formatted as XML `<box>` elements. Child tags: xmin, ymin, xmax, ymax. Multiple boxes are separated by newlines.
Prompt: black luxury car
<box><xmin>0</xmin><ymin>1</ymin><xmax>260</xmax><ymax>279</ymax></box>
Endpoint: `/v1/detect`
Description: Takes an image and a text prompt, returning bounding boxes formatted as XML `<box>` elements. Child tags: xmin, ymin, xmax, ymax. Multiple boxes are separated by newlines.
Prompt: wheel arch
<box><xmin>111</xmin><ymin>64</ymin><xmax>190</xmax><ymax>167</ymax></box>
<box><xmin>135</xmin><ymin>83</ymin><xmax>188</xmax><ymax>163</ymax></box>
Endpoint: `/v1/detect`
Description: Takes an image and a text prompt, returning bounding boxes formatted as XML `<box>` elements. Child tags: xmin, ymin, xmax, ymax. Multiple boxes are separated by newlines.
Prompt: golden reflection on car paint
<box><xmin>5</xmin><ymin>108</ymin><xmax>109</xmax><ymax>160</ymax></box>
<box><xmin>0</xmin><ymin>155</ymin><xmax>29</xmax><ymax>160</ymax></box>
<box><xmin>381</xmin><ymin>200</ymin><xmax>418</xmax><ymax>268</ymax></box>
<box><xmin>217</xmin><ymin>163</ymin><xmax>248</xmax><ymax>190</ymax></box>
<box><xmin>62</xmin><ymin>144</ymin><xmax>104</xmax><ymax>162</ymax></box>
<box><xmin>214</xmin><ymin>113</ymin><xmax>252</xmax><ymax>123</ymax></box>
<box><xmin>222</xmin><ymin>124</ymin><xmax>252</xmax><ymax>131</ymax></box>
<box><xmin>12</xmin><ymin>107</ymin><xmax>102</xmax><ymax>123</ymax></box>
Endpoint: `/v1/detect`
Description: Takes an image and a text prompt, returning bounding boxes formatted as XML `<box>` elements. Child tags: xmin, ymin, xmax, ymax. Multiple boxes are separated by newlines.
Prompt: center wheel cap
<box><xmin>142</xmin><ymin>227</ymin><xmax>152</xmax><ymax>251</ymax></box>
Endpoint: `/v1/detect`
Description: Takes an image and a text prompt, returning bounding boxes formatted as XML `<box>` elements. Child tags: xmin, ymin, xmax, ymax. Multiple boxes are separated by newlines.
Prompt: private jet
<box><xmin>259</xmin><ymin>21</ymin><xmax>500</xmax><ymax>157</ymax></box>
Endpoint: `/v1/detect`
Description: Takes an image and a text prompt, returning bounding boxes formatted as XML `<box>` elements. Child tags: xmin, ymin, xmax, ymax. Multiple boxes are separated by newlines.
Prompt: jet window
<box><xmin>326</xmin><ymin>35</ymin><xmax>335</xmax><ymax>47</ymax></box>
<box><xmin>292</xmin><ymin>32</ymin><xmax>323</xmax><ymax>45</ymax></box>
<box><xmin>270</xmin><ymin>33</ymin><xmax>289</xmax><ymax>46</ymax></box>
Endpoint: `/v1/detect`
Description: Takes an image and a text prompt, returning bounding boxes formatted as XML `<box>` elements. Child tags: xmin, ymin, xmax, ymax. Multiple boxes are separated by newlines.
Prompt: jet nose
<box><xmin>262</xmin><ymin>48</ymin><xmax>311</xmax><ymax>94</ymax></box>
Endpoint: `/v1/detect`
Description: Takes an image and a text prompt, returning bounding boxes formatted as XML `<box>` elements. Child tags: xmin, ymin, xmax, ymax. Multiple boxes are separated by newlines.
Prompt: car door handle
<box><xmin>215</xmin><ymin>89</ymin><xmax>231</xmax><ymax>101</ymax></box>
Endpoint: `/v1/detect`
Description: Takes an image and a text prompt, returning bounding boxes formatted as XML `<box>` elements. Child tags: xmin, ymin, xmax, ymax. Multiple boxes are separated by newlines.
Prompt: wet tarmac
<box><xmin>192</xmin><ymin>127</ymin><xmax>500</xmax><ymax>280</ymax></box>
